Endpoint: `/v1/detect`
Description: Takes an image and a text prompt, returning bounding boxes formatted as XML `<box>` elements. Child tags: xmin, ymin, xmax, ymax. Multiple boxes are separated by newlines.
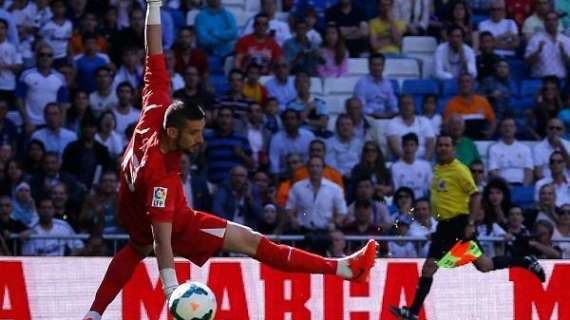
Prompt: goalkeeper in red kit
<box><xmin>82</xmin><ymin>1</ymin><xmax>378</xmax><ymax>319</ymax></box>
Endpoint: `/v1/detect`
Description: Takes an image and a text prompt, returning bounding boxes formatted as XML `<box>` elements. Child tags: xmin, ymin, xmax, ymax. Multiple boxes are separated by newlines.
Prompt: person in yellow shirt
<box><xmin>391</xmin><ymin>135</ymin><xmax>546</xmax><ymax>320</ymax></box>
<box><xmin>369</xmin><ymin>0</ymin><xmax>407</xmax><ymax>54</ymax></box>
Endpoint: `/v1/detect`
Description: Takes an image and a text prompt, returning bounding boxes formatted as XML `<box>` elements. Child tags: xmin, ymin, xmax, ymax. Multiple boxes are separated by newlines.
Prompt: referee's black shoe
<box><xmin>390</xmin><ymin>306</ymin><xmax>418</xmax><ymax>320</ymax></box>
<box><xmin>524</xmin><ymin>255</ymin><xmax>546</xmax><ymax>282</ymax></box>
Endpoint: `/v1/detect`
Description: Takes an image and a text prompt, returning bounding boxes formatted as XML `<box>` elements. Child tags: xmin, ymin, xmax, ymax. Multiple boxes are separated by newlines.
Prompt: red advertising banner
<box><xmin>0</xmin><ymin>258</ymin><xmax>568</xmax><ymax>319</ymax></box>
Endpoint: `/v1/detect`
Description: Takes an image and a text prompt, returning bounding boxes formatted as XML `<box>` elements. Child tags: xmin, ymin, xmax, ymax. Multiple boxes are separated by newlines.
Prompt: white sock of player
<box><xmin>146</xmin><ymin>1</ymin><xmax>162</xmax><ymax>25</ymax></box>
<box><xmin>336</xmin><ymin>259</ymin><xmax>353</xmax><ymax>279</ymax></box>
<box><xmin>83</xmin><ymin>311</ymin><xmax>102</xmax><ymax>320</ymax></box>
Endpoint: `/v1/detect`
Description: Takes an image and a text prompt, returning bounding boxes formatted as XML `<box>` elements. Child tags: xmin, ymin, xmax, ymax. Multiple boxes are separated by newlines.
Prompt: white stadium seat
<box><xmin>244</xmin><ymin>0</ymin><xmax>261</xmax><ymax>12</ymax></box>
<box><xmin>347</xmin><ymin>58</ymin><xmax>368</xmax><ymax>76</ymax></box>
<box><xmin>383</xmin><ymin>58</ymin><xmax>421</xmax><ymax>80</ymax></box>
<box><xmin>227</xmin><ymin>8</ymin><xmax>254</xmax><ymax>31</ymax></box>
<box><xmin>310</xmin><ymin>77</ymin><xmax>323</xmax><ymax>95</ymax></box>
<box><xmin>222</xmin><ymin>0</ymin><xmax>246</xmax><ymax>10</ymax></box>
<box><xmin>322</xmin><ymin>96</ymin><xmax>347</xmax><ymax>115</ymax></box>
<box><xmin>402</xmin><ymin>36</ymin><xmax>438</xmax><ymax>54</ymax></box>
<box><xmin>323</xmin><ymin>76</ymin><xmax>360</xmax><ymax>95</ymax></box>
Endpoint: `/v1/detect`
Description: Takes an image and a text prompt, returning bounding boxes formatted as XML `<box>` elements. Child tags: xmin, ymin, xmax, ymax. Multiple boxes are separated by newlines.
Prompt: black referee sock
<box><xmin>492</xmin><ymin>256</ymin><xmax>527</xmax><ymax>270</ymax></box>
<box><xmin>409</xmin><ymin>276</ymin><xmax>433</xmax><ymax>315</ymax></box>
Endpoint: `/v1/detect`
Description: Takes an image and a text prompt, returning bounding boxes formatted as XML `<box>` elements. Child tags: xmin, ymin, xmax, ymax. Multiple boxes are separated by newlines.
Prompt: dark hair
<box><xmin>43</xmin><ymin>102</ymin><xmax>61</xmax><ymax>115</ymax></box>
<box><xmin>448</xmin><ymin>1</ymin><xmax>471</xmax><ymax>25</ymax></box>
<box><xmin>97</xmin><ymin>110</ymin><xmax>117</xmax><ymax>131</ymax></box>
<box><xmin>95</xmin><ymin>66</ymin><xmax>112</xmax><ymax>76</ymax></box>
<box><xmin>415</xmin><ymin>197</ymin><xmax>430</xmax><ymax>206</ymax></box>
<box><xmin>353</xmin><ymin>141</ymin><xmax>390</xmax><ymax>185</ymax></box>
<box><xmin>116</xmin><ymin>81</ymin><xmax>134</xmax><ymax>94</ymax></box>
<box><xmin>179</xmin><ymin>26</ymin><xmax>195</xmax><ymax>35</ymax></box>
<box><xmin>394</xmin><ymin>187</ymin><xmax>415</xmax><ymax>207</ymax></box>
<box><xmin>228</xmin><ymin>68</ymin><xmax>244</xmax><ymax>80</ymax></box>
<box><xmin>550</xmin><ymin>150</ymin><xmax>564</xmax><ymax>161</ymax></box>
<box><xmin>163</xmin><ymin>100</ymin><xmax>205</xmax><ymax>130</ymax></box>
<box><xmin>0</xmin><ymin>18</ymin><xmax>8</xmax><ymax>29</ymax></box>
<box><xmin>281</xmin><ymin>108</ymin><xmax>301</xmax><ymax>121</ymax></box>
<box><xmin>324</xmin><ymin>22</ymin><xmax>347</xmax><ymax>66</ymax></box>
<box><xmin>309</xmin><ymin>139</ymin><xmax>326</xmax><ymax>150</ymax></box>
<box><xmin>81</xmin><ymin>111</ymin><xmax>98</xmax><ymax>129</ymax></box>
<box><xmin>482</xmin><ymin>177</ymin><xmax>511</xmax><ymax>233</ymax></box>
<box><xmin>479</xmin><ymin>31</ymin><xmax>494</xmax><ymax>40</ymax></box>
<box><xmin>402</xmin><ymin>132</ymin><xmax>419</xmax><ymax>145</ymax></box>
<box><xmin>508</xmin><ymin>204</ymin><xmax>523</xmax><ymax>215</ymax></box>
<box><xmin>470</xmin><ymin>158</ymin><xmax>484</xmax><ymax>167</ymax></box>
<box><xmin>368</xmin><ymin>52</ymin><xmax>385</xmax><ymax>64</ymax></box>
<box><xmin>37</xmin><ymin>196</ymin><xmax>54</xmax><ymax>207</ymax></box>
<box><xmin>254</xmin><ymin>13</ymin><xmax>270</xmax><ymax>24</ymax></box>
<box><xmin>82</xmin><ymin>32</ymin><xmax>98</xmax><ymax>43</ymax></box>
<box><xmin>423</xmin><ymin>94</ymin><xmax>438</xmax><ymax>104</ymax></box>
<box><xmin>354</xmin><ymin>199</ymin><xmax>373</xmax><ymax>210</ymax></box>
<box><xmin>50</xmin><ymin>0</ymin><xmax>66</xmax><ymax>7</ymax></box>
<box><xmin>447</xmin><ymin>24</ymin><xmax>466</xmax><ymax>38</ymax></box>
<box><xmin>436</xmin><ymin>134</ymin><xmax>455</xmax><ymax>145</ymax></box>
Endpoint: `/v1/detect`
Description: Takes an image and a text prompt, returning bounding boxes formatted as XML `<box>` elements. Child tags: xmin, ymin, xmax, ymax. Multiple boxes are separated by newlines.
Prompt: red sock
<box><xmin>90</xmin><ymin>242</ymin><xmax>145</xmax><ymax>314</ymax></box>
<box><xmin>254</xmin><ymin>237</ymin><xmax>337</xmax><ymax>274</ymax></box>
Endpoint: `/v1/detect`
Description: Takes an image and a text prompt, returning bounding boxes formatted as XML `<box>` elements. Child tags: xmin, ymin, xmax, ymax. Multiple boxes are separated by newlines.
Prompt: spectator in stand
<box><xmin>235</xmin><ymin>13</ymin><xmax>283</xmax><ymax>76</ymax></box>
<box><xmin>291</xmin><ymin>0</ymin><xmax>337</xmax><ymax>32</ymax></box>
<box><xmin>446</xmin><ymin>113</ymin><xmax>481</xmax><ymax>166</ymax></box>
<box><xmin>204</xmin><ymin>106</ymin><xmax>253</xmax><ymax>184</ymax></box>
<box><xmin>78</xmin><ymin>171</ymin><xmax>121</xmax><ymax>235</ymax></box>
<box><xmin>326</xmin><ymin>114</ymin><xmax>363</xmax><ymax>177</ymax></box>
<box><xmin>112</xmin><ymin>47</ymin><xmax>143</xmax><ymax>91</ymax></box>
<box><xmin>0</xmin><ymin>0</ymin><xmax>18</xmax><ymax>45</ymax></box>
<box><xmin>317</xmin><ymin>22</ymin><xmax>349</xmax><ymax>78</ymax></box>
<box><xmin>283</xmin><ymin>17</ymin><xmax>321</xmax><ymax>76</ymax></box>
<box><xmin>528</xmin><ymin>220</ymin><xmax>563</xmax><ymax>258</ymax></box>
<box><xmin>0</xmin><ymin>19</ymin><xmax>22</xmax><ymax>104</ymax></box>
<box><xmin>56</xmin><ymin>63</ymin><xmax>76</xmax><ymax>93</ymax></box>
<box><xmin>345</xmin><ymin>179</ymin><xmax>392</xmax><ymax>231</ymax></box>
<box><xmin>100</xmin><ymin>6</ymin><xmax>118</xmax><ymax>46</ymax></box>
<box><xmin>387</xmin><ymin>95</ymin><xmax>435</xmax><ymax>160</ymax></box>
<box><xmin>351</xmin><ymin>141</ymin><xmax>393</xmax><ymax>197</ymax></box>
<box><xmin>479</xmin><ymin>60</ymin><xmax>512</xmax><ymax>120</ymax></box>
<box><xmin>264</xmin><ymin>59</ymin><xmax>297</xmax><ymax>109</ymax></box>
<box><xmin>525</xmin><ymin>183</ymin><xmax>560</xmax><ymax>229</ymax></box>
<box><xmin>553</xmin><ymin>203</ymin><xmax>570</xmax><ymax>258</ymax></box>
<box><xmin>525</xmin><ymin>11</ymin><xmax>570</xmax><ymax>80</ymax></box>
<box><xmin>287</xmin><ymin>72</ymin><xmax>327</xmax><ymax>124</ymax></box>
<box><xmin>173</xmin><ymin>26</ymin><xmax>208</xmax><ymax>76</ymax></box>
<box><xmin>488</xmin><ymin>117</ymin><xmax>534</xmax><ymax>186</ymax></box>
<box><xmin>165</xmin><ymin>49</ymin><xmax>185</xmax><ymax>91</ymax></box>
<box><xmin>482</xmin><ymin>177</ymin><xmax>512</xmax><ymax>228</ymax></box>
<box><xmin>476</xmin><ymin>32</ymin><xmax>501</xmax><ymax>82</ymax></box>
<box><xmin>179</xmin><ymin>152</ymin><xmax>211</xmax><ymax>211</ymax></box>
<box><xmin>276</xmin><ymin>152</ymin><xmax>304</xmax><ymax>206</ymax></box>
<box><xmin>239</xmin><ymin>102</ymin><xmax>272</xmax><ymax>170</ymax></box>
<box><xmin>89</xmin><ymin>66</ymin><xmax>118</xmax><ymax>115</ymax></box>
<box><xmin>252</xmin><ymin>170</ymin><xmax>277</xmax><ymax>205</ymax></box>
<box><xmin>477</xmin><ymin>187</ymin><xmax>509</xmax><ymax>257</ymax></box>
<box><xmin>0</xmin><ymin>98</ymin><xmax>17</xmax><ymax>148</ymax></box>
<box><xmin>421</xmin><ymin>95</ymin><xmax>442</xmax><ymax>135</ymax></box>
<box><xmin>392</xmin><ymin>186</ymin><xmax>415</xmax><ymax>219</ymax></box>
<box><xmin>434</xmin><ymin>24</ymin><xmax>477</xmax><ymax>80</ymax></box>
<box><xmin>108</xmin><ymin>8</ymin><xmax>144</xmax><ymax>64</ymax></box>
<box><xmin>392</xmin><ymin>0</ymin><xmax>431</xmax><ymax>36</ymax></box>
<box><xmin>444</xmin><ymin>74</ymin><xmax>496</xmax><ymax>139</ymax></box>
<box><xmin>11</xmin><ymin>182</ymin><xmax>37</xmax><ymax>228</ymax></box>
<box><xmin>22</xmin><ymin>197</ymin><xmax>84</xmax><ymax>256</ymax></box>
<box><xmin>526</xmin><ymin>77</ymin><xmax>564</xmax><ymax>139</ymax></box>
<box><xmin>74</xmin><ymin>33</ymin><xmax>111</xmax><ymax>93</ymax></box>
<box><xmin>269</xmin><ymin>109</ymin><xmax>315</xmax><ymax>175</ymax></box>
<box><xmin>506</xmin><ymin>0</ymin><xmax>533</xmax><ymax>27</ymax></box>
<box><xmin>69</xmin><ymin>12</ymin><xmax>108</xmax><ymax>56</ymax></box>
<box><xmin>409</xmin><ymin>198</ymin><xmax>438</xmax><ymax>257</ymax></box>
<box><xmin>112</xmin><ymin>82</ymin><xmax>140</xmax><ymax>142</ymax></box>
<box><xmin>262</xmin><ymin>97</ymin><xmax>282</xmax><ymax>134</ymax></box>
<box><xmin>443</xmin><ymin>1</ymin><xmax>474</xmax><ymax>44</ymax></box>
<box><xmin>533</xmin><ymin>118</ymin><xmax>570</xmax><ymax>179</ymax></box>
<box><xmin>556</xmin><ymin>0</ymin><xmax>570</xmax><ymax>34</ymax></box>
<box><xmin>354</xmin><ymin>53</ymin><xmax>398</xmax><ymax>119</ymax></box>
<box><xmin>292</xmin><ymin>139</ymin><xmax>344</xmax><ymax>189</ymax></box>
<box><xmin>344</xmin><ymin>96</ymin><xmax>371</xmax><ymax>140</ymax></box>
<box><xmin>195</xmin><ymin>0</ymin><xmax>238</xmax><ymax>58</ymax></box>
<box><xmin>391</xmin><ymin>133</ymin><xmax>433</xmax><ymax>199</ymax></box>
<box><xmin>29</xmin><ymin>152</ymin><xmax>81</xmax><ymax>203</ymax></box>
<box><xmin>24</xmin><ymin>140</ymin><xmax>45</xmax><ymax>177</ymax></box>
<box><xmin>2</xmin><ymin>160</ymin><xmax>29</xmax><ymax>197</ymax></box>
<box><xmin>535</xmin><ymin>151</ymin><xmax>570</xmax><ymax>207</ymax></box>
<box><xmin>39</xmin><ymin>0</ymin><xmax>72</xmax><ymax>66</ymax></box>
<box><xmin>50</xmin><ymin>182</ymin><xmax>77</xmax><ymax>231</ymax></box>
<box><xmin>389</xmin><ymin>214</ymin><xmax>418</xmax><ymax>257</ymax></box>
<box><xmin>523</xmin><ymin>0</ymin><xmax>562</xmax><ymax>41</ymax></box>
<box><xmin>242</xmin><ymin>0</ymin><xmax>292</xmax><ymax>46</ymax></box>
<box><xmin>504</xmin><ymin>205</ymin><xmax>531</xmax><ymax>258</ymax></box>
<box><xmin>327</xmin><ymin>230</ymin><xmax>348</xmax><ymax>257</ymax></box>
<box><xmin>258</xmin><ymin>203</ymin><xmax>283</xmax><ymax>235</ymax></box>
<box><xmin>216</xmin><ymin>69</ymin><xmax>254</xmax><ymax>121</ymax></box>
<box><xmin>478</xmin><ymin>1</ymin><xmax>520</xmax><ymax>57</ymax></box>
<box><xmin>286</xmin><ymin>156</ymin><xmax>347</xmax><ymax>233</ymax></box>
<box><xmin>173</xmin><ymin>66</ymin><xmax>215</xmax><ymax>121</ymax></box>
<box><xmin>242</xmin><ymin>64</ymin><xmax>269</xmax><ymax>104</ymax></box>
<box><xmin>212</xmin><ymin>165</ymin><xmax>263</xmax><ymax>228</ymax></box>
<box><xmin>95</xmin><ymin>111</ymin><xmax>123</xmax><ymax>159</ymax></box>
<box><xmin>470</xmin><ymin>159</ymin><xmax>488</xmax><ymax>191</ymax></box>
<box><xmin>31</xmin><ymin>103</ymin><xmax>77</xmax><ymax>157</ymax></box>
<box><xmin>16</xmin><ymin>43</ymin><xmax>69</xmax><ymax>131</ymax></box>
<box><xmin>325</xmin><ymin>0</ymin><xmax>369</xmax><ymax>57</ymax></box>
<box><xmin>368</xmin><ymin>0</ymin><xmax>406</xmax><ymax>55</ymax></box>
<box><xmin>0</xmin><ymin>195</ymin><xmax>29</xmax><ymax>255</ymax></box>
<box><xmin>342</xmin><ymin>200</ymin><xmax>384</xmax><ymax>249</ymax></box>
<box><xmin>62</xmin><ymin>115</ymin><xmax>113</xmax><ymax>189</ymax></box>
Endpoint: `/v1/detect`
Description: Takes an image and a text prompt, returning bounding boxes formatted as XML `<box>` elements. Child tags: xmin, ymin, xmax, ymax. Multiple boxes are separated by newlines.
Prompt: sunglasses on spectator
<box><xmin>471</xmin><ymin>169</ymin><xmax>484</xmax><ymax>173</ymax></box>
<box><xmin>561</xmin><ymin>209</ymin><xmax>570</xmax><ymax>215</ymax></box>
<box><xmin>548</xmin><ymin>126</ymin><xmax>563</xmax><ymax>131</ymax></box>
<box><xmin>38</xmin><ymin>52</ymin><xmax>53</xmax><ymax>57</ymax></box>
<box><xmin>550</xmin><ymin>159</ymin><xmax>564</xmax><ymax>164</ymax></box>
<box><xmin>364</xmin><ymin>148</ymin><xmax>378</xmax><ymax>153</ymax></box>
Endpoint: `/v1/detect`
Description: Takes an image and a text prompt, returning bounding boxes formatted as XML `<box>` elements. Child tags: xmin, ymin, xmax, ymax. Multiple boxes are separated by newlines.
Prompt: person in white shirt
<box><xmin>488</xmin><ymin>117</ymin><xmax>534</xmax><ymax>186</ymax></box>
<box><xmin>535</xmin><ymin>151</ymin><xmax>570</xmax><ymax>206</ymax></box>
<box><xmin>386</xmin><ymin>94</ymin><xmax>435</xmax><ymax>160</ymax></box>
<box><xmin>533</xmin><ymin>118</ymin><xmax>570</xmax><ymax>179</ymax></box>
<box><xmin>95</xmin><ymin>110</ymin><xmax>124</xmax><ymax>159</ymax></box>
<box><xmin>112</xmin><ymin>82</ymin><xmax>140</xmax><ymax>142</ymax></box>
<box><xmin>0</xmin><ymin>19</ymin><xmax>22</xmax><ymax>99</ymax></box>
<box><xmin>286</xmin><ymin>156</ymin><xmax>347</xmax><ymax>232</ymax></box>
<box><xmin>326</xmin><ymin>114</ymin><xmax>363</xmax><ymax>177</ymax></box>
<box><xmin>391</xmin><ymin>133</ymin><xmax>433</xmax><ymax>199</ymax></box>
<box><xmin>242</xmin><ymin>0</ymin><xmax>292</xmax><ymax>46</ymax></box>
<box><xmin>434</xmin><ymin>25</ymin><xmax>477</xmax><ymax>80</ymax></box>
<box><xmin>39</xmin><ymin>0</ymin><xmax>72</xmax><ymax>63</ymax></box>
<box><xmin>408</xmin><ymin>198</ymin><xmax>437</xmax><ymax>257</ymax></box>
<box><xmin>264</xmin><ymin>59</ymin><xmax>297</xmax><ymax>110</ymax></box>
<box><xmin>478</xmin><ymin>1</ymin><xmax>520</xmax><ymax>56</ymax></box>
<box><xmin>30</xmin><ymin>102</ymin><xmax>77</xmax><ymax>157</ymax></box>
<box><xmin>22</xmin><ymin>197</ymin><xmax>84</xmax><ymax>256</ymax></box>
<box><xmin>242</xmin><ymin>102</ymin><xmax>271</xmax><ymax>169</ymax></box>
<box><xmin>112</xmin><ymin>47</ymin><xmax>143</xmax><ymax>91</ymax></box>
<box><xmin>89</xmin><ymin>66</ymin><xmax>118</xmax><ymax>114</ymax></box>
<box><xmin>525</xmin><ymin>11</ymin><xmax>570</xmax><ymax>79</ymax></box>
<box><xmin>522</xmin><ymin>0</ymin><xmax>563</xmax><ymax>41</ymax></box>
<box><xmin>389</xmin><ymin>214</ymin><xmax>418</xmax><ymax>258</ymax></box>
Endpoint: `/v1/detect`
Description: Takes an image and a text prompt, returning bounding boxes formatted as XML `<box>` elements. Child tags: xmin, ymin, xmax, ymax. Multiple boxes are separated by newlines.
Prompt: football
<box><xmin>168</xmin><ymin>281</ymin><xmax>217</xmax><ymax>320</ymax></box>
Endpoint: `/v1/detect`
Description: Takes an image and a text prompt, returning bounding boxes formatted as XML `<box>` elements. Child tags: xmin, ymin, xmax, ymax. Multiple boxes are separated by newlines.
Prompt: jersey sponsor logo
<box><xmin>152</xmin><ymin>187</ymin><xmax>167</xmax><ymax>208</ymax></box>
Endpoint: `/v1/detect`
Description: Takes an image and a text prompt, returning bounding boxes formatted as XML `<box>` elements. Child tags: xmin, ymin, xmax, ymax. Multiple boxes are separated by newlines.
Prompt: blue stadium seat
<box><xmin>210</xmin><ymin>75</ymin><xmax>229</xmax><ymax>95</ymax></box>
<box><xmin>208</xmin><ymin>56</ymin><xmax>225</xmax><ymax>75</ymax></box>
<box><xmin>437</xmin><ymin>96</ymin><xmax>452</xmax><ymax>114</ymax></box>
<box><xmin>520</xmin><ymin>79</ymin><xmax>542</xmax><ymax>98</ymax></box>
<box><xmin>510</xmin><ymin>97</ymin><xmax>535</xmax><ymax>114</ymax></box>
<box><xmin>402</xmin><ymin>79</ymin><xmax>439</xmax><ymax>96</ymax></box>
<box><xmin>507</xmin><ymin>60</ymin><xmax>529</xmax><ymax>85</ymax></box>
<box><xmin>509</xmin><ymin>80</ymin><xmax>520</xmax><ymax>97</ymax></box>
<box><xmin>440</xmin><ymin>79</ymin><xmax>458</xmax><ymax>97</ymax></box>
<box><xmin>511</xmin><ymin>186</ymin><xmax>535</xmax><ymax>208</ymax></box>
<box><xmin>391</xmin><ymin>79</ymin><xmax>400</xmax><ymax>95</ymax></box>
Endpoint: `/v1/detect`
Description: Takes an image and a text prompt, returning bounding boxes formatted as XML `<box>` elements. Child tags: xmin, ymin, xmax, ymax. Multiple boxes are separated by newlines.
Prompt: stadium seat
<box><xmin>228</xmin><ymin>9</ymin><xmax>253</xmax><ymax>31</ymax></box>
<box><xmin>322</xmin><ymin>96</ymin><xmax>347</xmax><ymax>115</ymax></box>
<box><xmin>511</xmin><ymin>186</ymin><xmax>535</xmax><ymax>208</ymax></box>
<box><xmin>323</xmin><ymin>77</ymin><xmax>360</xmax><ymax>95</ymax></box>
<box><xmin>275</xmin><ymin>12</ymin><xmax>289</xmax><ymax>22</ymax></box>
<box><xmin>507</xmin><ymin>60</ymin><xmax>529</xmax><ymax>85</ymax></box>
<box><xmin>210</xmin><ymin>75</ymin><xmax>229</xmax><ymax>95</ymax></box>
<box><xmin>244</xmin><ymin>0</ymin><xmax>261</xmax><ymax>12</ymax></box>
<box><xmin>208</xmin><ymin>56</ymin><xmax>224</xmax><ymax>75</ymax></box>
<box><xmin>391</xmin><ymin>79</ymin><xmax>400</xmax><ymax>95</ymax></box>
<box><xmin>186</xmin><ymin>10</ymin><xmax>199</xmax><ymax>25</ymax></box>
<box><xmin>259</xmin><ymin>75</ymin><xmax>273</xmax><ymax>85</ymax></box>
<box><xmin>222</xmin><ymin>0</ymin><xmax>246</xmax><ymax>10</ymax></box>
<box><xmin>402</xmin><ymin>36</ymin><xmax>438</xmax><ymax>54</ymax></box>
<box><xmin>384</xmin><ymin>58</ymin><xmax>421</xmax><ymax>80</ymax></box>
<box><xmin>510</xmin><ymin>97</ymin><xmax>535</xmax><ymax>114</ymax></box>
<box><xmin>310</xmin><ymin>77</ymin><xmax>323</xmax><ymax>96</ymax></box>
<box><xmin>224</xmin><ymin>56</ymin><xmax>235</xmax><ymax>76</ymax></box>
<box><xmin>402</xmin><ymin>79</ymin><xmax>439</xmax><ymax>96</ymax></box>
<box><xmin>347</xmin><ymin>58</ymin><xmax>368</xmax><ymax>76</ymax></box>
<box><xmin>520</xmin><ymin>79</ymin><xmax>542</xmax><ymax>98</ymax></box>
<box><xmin>437</xmin><ymin>96</ymin><xmax>452</xmax><ymax>114</ymax></box>
<box><xmin>440</xmin><ymin>79</ymin><xmax>458</xmax><ymax>97</ymax></box>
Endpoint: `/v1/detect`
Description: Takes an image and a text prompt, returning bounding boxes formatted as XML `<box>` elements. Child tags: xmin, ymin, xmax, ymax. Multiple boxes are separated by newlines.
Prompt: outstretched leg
<box><xmin>222</xmin><ymin>222</ymin><xmax>378</xmax><ymax>282</ymax></box>
<box><xmin>475</xmin><ymin>254</ymin><xmax>545</xmax><ymax>282</ymax></box>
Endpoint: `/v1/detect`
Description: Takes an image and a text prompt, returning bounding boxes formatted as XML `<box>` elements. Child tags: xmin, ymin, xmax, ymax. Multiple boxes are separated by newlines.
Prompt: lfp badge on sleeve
<box><xmin>152</xmin><ymin>187</ymin><xmax>168</xmax><ymax>208</ymax></box>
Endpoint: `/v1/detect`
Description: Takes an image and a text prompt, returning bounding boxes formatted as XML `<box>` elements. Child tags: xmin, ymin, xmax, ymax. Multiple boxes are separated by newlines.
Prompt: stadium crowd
<box><xmin>0</xmin><ymin>0</ymin><xmax>569</xmax><ymax>260</ymax></box>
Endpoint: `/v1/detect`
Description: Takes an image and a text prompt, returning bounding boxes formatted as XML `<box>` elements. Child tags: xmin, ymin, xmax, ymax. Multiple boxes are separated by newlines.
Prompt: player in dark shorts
<box><xmin>391</xmin><ymin>135</ymin><xmax>545</xmax><ymax>320</ymax></box>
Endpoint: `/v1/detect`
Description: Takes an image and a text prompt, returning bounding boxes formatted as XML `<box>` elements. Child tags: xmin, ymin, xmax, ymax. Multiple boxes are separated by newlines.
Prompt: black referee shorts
<box><xmin>427</xmin><ymin>215</ymin><xmax>484</xmax><ymax>260</ymax></box>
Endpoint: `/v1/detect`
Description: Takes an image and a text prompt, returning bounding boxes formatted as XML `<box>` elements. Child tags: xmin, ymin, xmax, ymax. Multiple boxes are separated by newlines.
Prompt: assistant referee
<box><xmin>391</xmin><ymin>134</ymin><xmax>546</xmax><ymax>320</ymax></box>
